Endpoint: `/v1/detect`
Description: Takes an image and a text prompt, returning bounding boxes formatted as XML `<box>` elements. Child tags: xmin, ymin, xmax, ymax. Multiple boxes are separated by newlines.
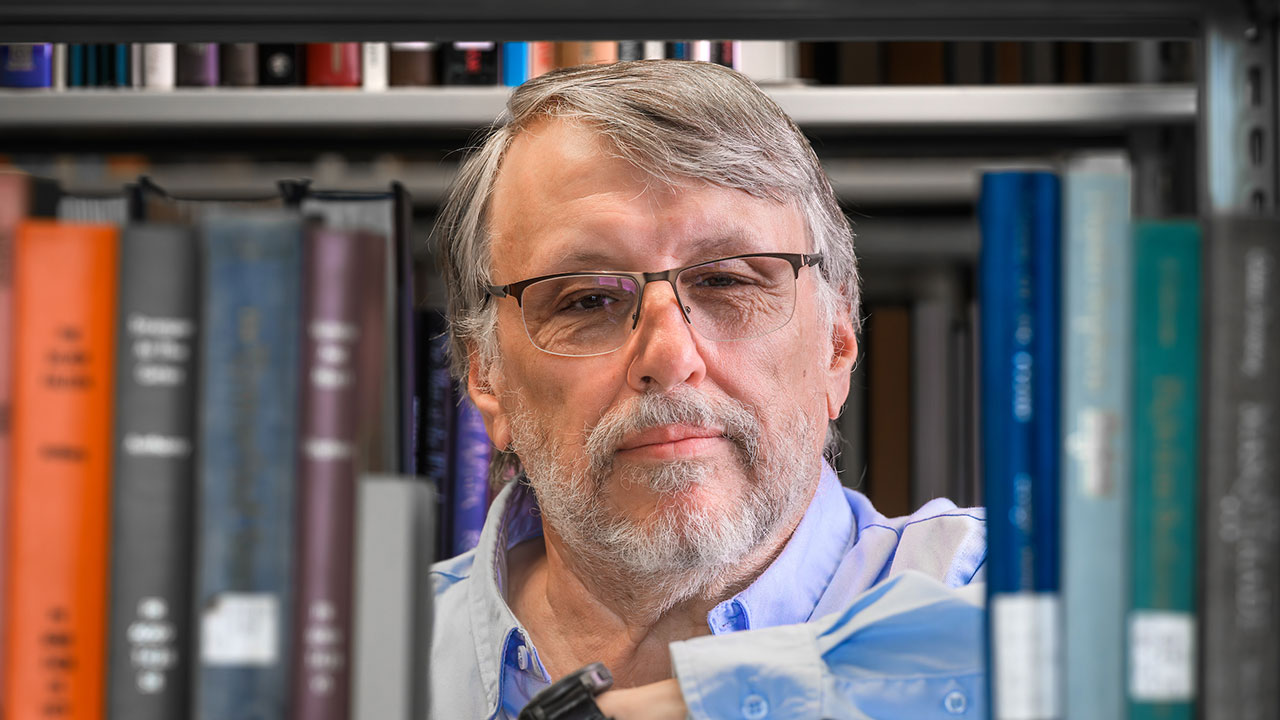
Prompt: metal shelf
<box><xmin>0</xmin><ymin>85</ymin><xmax>1197</xmax><ymax>132</ymax></box>
<box><xmin>0</xmin><ymin>0</ymin><xmax>1210</xmax><ymax>43</ymax></box>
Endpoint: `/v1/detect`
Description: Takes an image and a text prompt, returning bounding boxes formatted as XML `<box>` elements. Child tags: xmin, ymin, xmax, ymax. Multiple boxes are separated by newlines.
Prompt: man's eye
<box><xmin>561</xmin><ymin>292</ymin><xmax>621</xmax><ymax>312</ymax></box>
<box><xmin>694</xmin><ymin>273</ymin><xmax>752</xmax><ymax>288</ymax></box>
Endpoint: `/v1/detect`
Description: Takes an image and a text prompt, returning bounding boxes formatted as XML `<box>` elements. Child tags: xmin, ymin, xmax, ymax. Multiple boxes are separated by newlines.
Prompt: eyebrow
<box><xmin>539</xmin><ymin>233</ymin><xmax>766</xmax><ymax>274</ymax></box>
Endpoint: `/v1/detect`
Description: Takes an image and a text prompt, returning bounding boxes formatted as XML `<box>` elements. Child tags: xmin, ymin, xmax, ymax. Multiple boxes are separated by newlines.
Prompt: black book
<box><xmin>106</xmin><ymin>222</ymin><xmax>200</xmax><ymax>720</ymax></box>
<box><xmin>440</xmin><ymin>42</ymin><xmax>497</xmax><ymax>85</ymax></box>
<box><xmin>258</xmin><ymin>43</ymin><xmax>304</xmax><ymax>86</ymax></box>
<box><xmin>1202</xmin><ymin>214</ymin><xmax>1280</xmax><ymax>720</ymax></box>
<box><xmin>220</xmin><ymin>43</ymin><xmax>258</xmax><ymax>86</ymax></box>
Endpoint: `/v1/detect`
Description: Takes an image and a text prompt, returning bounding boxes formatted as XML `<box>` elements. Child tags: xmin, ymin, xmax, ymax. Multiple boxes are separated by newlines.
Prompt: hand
<box><xmin>595</xmin><ymin>678</ymin><xmax>687</xmax><ymax>720</ymax></box>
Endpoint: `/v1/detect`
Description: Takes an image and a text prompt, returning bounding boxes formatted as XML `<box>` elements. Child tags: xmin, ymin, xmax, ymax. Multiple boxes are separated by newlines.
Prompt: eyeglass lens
<box><xmin>518</xmin><ymin>255</ymin><xmax>798</xmax><ymax>356</ymax></box>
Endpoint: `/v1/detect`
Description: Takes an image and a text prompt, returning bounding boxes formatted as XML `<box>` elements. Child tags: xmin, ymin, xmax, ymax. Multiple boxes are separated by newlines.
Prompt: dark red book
<box><xmin>289</xmin><ymin>225</ymin><xmax>386</xmax><ymax>720</ymax></box>
<box><xmin>306</xmin><ymin>43</ymin><xmax>361</xmax><ymax>87</ymax></box>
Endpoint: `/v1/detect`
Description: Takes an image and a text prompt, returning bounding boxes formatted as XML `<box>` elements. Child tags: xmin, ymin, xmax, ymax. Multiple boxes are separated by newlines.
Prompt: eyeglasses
<box><xmin>486</xmin><ymin>252</ymin><xmax>823</xmax><ymax>357</ymax></box>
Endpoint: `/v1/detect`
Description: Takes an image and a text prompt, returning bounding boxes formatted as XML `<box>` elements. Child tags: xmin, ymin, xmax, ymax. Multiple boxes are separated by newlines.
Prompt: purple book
<box><xmin>176</xmin><ymin>43</ymin><xmax>218</xmax><ymax>86</ymax></box>
<box><xmin>0</xmin><ymin>44</ymin><xmax>53</xmax><ymax>87</ymax></box>
<box><xmin>450</xmin><ymin>394</ymin><xmax>492</xmax><ymax>555</ymax></box>
<box><xmin>289</xmin><ymin>226</ymin><xmax>386</xmax><ymax>720</ymax></box>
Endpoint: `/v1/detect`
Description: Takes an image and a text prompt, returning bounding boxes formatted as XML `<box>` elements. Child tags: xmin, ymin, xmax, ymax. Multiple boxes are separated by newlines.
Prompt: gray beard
<box><xmin>508</xmin><ymin>385</ymin><xmax>817</xmax><ymax>615</ymax></box>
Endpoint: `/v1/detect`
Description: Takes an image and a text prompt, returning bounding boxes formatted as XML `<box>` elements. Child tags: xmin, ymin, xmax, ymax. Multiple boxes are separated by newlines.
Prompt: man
<box><xmin>431</xmin><ymin>59</ymin><xmax>986</xmax><ymax>719</ymax></box>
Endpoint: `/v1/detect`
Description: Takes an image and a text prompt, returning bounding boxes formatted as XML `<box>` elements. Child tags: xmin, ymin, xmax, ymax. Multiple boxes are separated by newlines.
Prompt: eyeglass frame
<box><xmin>485</xmin><ymin>252</ymin><xmax>824</xmax><ymax>350</ymax></box>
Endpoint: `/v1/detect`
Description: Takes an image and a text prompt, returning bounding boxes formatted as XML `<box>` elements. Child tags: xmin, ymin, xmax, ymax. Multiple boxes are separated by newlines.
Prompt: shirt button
<box><xmin>741</xmin><ymin>693</ymin><xmax>769</xmax><ymax>719</ymax></box>
<box><xmin>516</xmin><ymin>645</ymin><xmax>530</xmax><ymax>671</ymax></box>
<box><xmin>944</xmin><ymin>689</ymin><xmax>967</xmax><ymax>714</ymax></box>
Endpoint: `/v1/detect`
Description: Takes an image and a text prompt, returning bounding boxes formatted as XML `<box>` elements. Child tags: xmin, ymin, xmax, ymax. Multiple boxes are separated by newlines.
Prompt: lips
<box><xmin>615</xmin><ymin>424</ymin><xmax>725</xmax><ymax>452</ymax></box>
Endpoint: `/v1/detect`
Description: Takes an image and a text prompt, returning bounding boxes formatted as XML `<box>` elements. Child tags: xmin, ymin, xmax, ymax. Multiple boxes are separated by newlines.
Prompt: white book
<box><xmin>130</xmin><ymin>43</ymin><xmax>143</xmax><ymax>88</ymax></box>
<box><xmin>643</xmin><ymin>41</ymin><xmax>665</xmax><ymax>60</ymax></box>
<box><xmin>362</xmin><ymin>42</ymin><xmax>388</xmax><ymax>91</ymax></box>
<box><xmin>736</xmin><ymin>40</ymin><xmax>797</xmax><ymax>84</ymax></box>
<box><xmin>52</xmin><ymin>43</ymin><xmax>66</xmax><ymax>90</ymax></box>
<box><xmin>690</xmin><ymin>40</ymin><xmax>712</xmax><ymax>62</ymax></box>
<box><xmin>351</xmin><ymin>476</ymin><xmax>434</xmax><ymax>720</ymax></box>
<box><xmin>142</xmin><ymin>43</ymin><xmax>175</xmax><ymax>90</ymax></box>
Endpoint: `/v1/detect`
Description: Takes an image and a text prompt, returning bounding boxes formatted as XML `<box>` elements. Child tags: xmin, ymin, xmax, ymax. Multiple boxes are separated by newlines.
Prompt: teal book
<box><xmin>1127</xmin><ymin>221</ymin><xmax>1200</xmax><ymax>720</ymax></box>
<box><xmin>1060</xmin><ymin>152</ymin><xmax>1132</xmax><ymax>720</ymax></box>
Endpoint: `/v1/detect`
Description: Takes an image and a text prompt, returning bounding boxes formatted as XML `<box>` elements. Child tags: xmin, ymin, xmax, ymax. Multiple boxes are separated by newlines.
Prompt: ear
<box><xmin>824</xmin><ymin>316</ymin><xmax>859</xmax><ymax>420</ymax></box>
<box><xmin>468</xmin><ymin>351</ymin><xmax>513</xmax><ymax>450</ymax></box>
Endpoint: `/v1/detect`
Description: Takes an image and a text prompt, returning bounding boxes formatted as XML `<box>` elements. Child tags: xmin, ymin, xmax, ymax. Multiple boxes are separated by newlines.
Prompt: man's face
<box><xmin>471</xmin><ymin>118</ymin><xmax>856</xmax><ymax>590</ymax></box>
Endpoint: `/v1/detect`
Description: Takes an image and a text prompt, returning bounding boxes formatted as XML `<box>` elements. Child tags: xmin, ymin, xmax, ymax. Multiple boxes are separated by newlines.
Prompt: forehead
<box><xmin>487</xmin><ymin>117</ymin><xmax>805</xmax><ymax>276</ymax></box>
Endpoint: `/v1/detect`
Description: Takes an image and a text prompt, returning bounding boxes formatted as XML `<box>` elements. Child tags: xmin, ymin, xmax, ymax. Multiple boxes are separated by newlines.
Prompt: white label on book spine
<box><xmin>1129</xmin><ymin>611</ymin><xmax>1195</xmax><ymax>701</ymax></box>
<box><xmin>991</xmin><ymin>593</ymin><xmax>1062</xmax><ymax>720</ymax></box>
<box><xmin>201</xmin><ymin>593</ymin><xmax>279</xmax><ymax>666</ymax></box>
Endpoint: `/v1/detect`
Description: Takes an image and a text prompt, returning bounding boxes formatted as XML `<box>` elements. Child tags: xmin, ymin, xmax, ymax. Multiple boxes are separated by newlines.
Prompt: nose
<box><xmin>624</xmin><ymin>280</ymin><xmax>706</xmax><ymax>393</ymax></box>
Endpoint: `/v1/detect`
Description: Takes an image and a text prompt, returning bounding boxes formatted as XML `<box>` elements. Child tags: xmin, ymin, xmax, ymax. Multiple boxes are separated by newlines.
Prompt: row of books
<box><xmin>0</xmin><ymin>39</ymin><xmax>1194</xmax><ymax>91</ymax></box>
<box><xmin>978</xmin><ymin>157</ymin><xmax>1279</xmax><ymax>720</ymax></box>
<box><xmin>0</xmin><ymin>173</ymin><xmax>437</xmax><ymax>720</ymax></box>
<box><xmin>0</xmin><ymin>41</ymin><xmax>745</xmax><ymax>90</ymax></box>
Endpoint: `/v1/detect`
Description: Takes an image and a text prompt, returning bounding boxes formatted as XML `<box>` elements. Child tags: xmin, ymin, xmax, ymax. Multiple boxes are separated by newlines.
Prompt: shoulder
<box><xmin>842</xmin><ymin>490</ymin><xmax>986</xmax><ymax>589</ymax></box>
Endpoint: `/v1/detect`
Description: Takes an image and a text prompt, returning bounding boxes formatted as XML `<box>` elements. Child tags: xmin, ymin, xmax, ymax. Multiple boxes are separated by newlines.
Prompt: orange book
<box><xmin>2</xmin><ymin>220</ymin><xmax>118</xmax><ymax>720</ymax></box>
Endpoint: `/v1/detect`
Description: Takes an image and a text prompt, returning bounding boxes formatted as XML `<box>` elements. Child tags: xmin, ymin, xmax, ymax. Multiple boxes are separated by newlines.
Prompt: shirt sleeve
<box><xmin>669</xmin><ymin>571</ymin><xmax>986</xmax><ymax>720</ymax></box>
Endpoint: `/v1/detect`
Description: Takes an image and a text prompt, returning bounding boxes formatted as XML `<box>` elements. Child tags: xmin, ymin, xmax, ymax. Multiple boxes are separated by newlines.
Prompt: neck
<box><xmin>505</xmin><ymin>508</ymin><xmax>803</xmax><ymax>688</ymax></box>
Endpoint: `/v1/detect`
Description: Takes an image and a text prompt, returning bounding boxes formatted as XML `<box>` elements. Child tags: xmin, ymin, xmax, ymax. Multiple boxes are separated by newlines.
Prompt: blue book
<box><xmin>450</xmin><ymin>393</ymin><xmax>492</xmax><ymax>556</ymax></box>
<box><xmin>417</xmin><ymin>310</ymin><xmax>455</xmax><ymax>560</ymax></box>
<box><xmin>980</xmin><ymin>170</ymin><xmax>1061</xmax><ymax>720</ymax></box>
<box><xmin>1061</xmin><ymin>153</ymin><xmax>1133</xmax><ymax>720</ymax></box>
<box><xmin>115</xmin><ymin>43</ymin><xmax>130</xmax><ymax>87</ymax></box>
<box><xmin>68</xmin><ymin>44</ymin><xmax>84</xmax><ymax>86</ymax></box>
<box><xmin>194</xmin><ymin>212</ymin><xmax>303</xmax><ymax>720</ymax></box>
<box><xmin>0</xmin><ymin>43</ymin><xmax>53</xmax><ymax>87</ymax></box>
<box><xmin>501</xmin><ymin>42</ymin><xmax>530</xmax><ymax>86</ymax></box>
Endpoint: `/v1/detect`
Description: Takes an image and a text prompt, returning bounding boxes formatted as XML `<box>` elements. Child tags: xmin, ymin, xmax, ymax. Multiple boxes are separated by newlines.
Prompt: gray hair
<box><xmin>435</xmin><ymin>59</ymin><xmax>861</xmax><ymax>382</ymax></box>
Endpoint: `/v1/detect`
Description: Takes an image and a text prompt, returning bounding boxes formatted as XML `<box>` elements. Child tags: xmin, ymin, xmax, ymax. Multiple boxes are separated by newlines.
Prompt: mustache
<box><xmin>584</xmin><ymin>386</ymin><xmax>761</xmax><ymax>474</ymax></box>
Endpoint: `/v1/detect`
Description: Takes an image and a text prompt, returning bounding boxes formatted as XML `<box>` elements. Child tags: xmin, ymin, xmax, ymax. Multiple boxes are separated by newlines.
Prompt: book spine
<box><xmin>194</xmin><ymin>213</ymin><xmax>303</xmax><ymax>720</ymax></box>
<box><xmin>306</xmin><ymin>43</ymin><xmax>361</xmax><ymax>87</ymax></box>
<box><xmin>529</xmin><ymin>41</ymin><xmax>556</xmax><ymax>77</ymax></box>
<box><xmin>290</xmin><ymin>227</ymin><xmax>386</xmax><ymax>720</ymax></box>
<box><xmin>736</xmin><ymin>41</ymin><xmax>793</xmax><ymax>84</ymax></box>
<box><xmin>2</xmin><ymin>219</ymin><xmax>118</xmax><ymax>720</ymax></box>
<box><xmin>142</xmin><ymin>44</ymin><xmax>175</xmax><ymax>90</ymax></box>
<box><xmin>1061</xmin><ymin>153</ymin><xmax>1132</xmax><ymax>720</ymax></box>
<box><xmin>258</xmin><ymin>44</ymin><xmax>304</xmax><ymax>86</ymax></box>
<box><xmin>500</xmin><ymin>42</ymin><xmax>529</xmax><ymax>86</ymax></box>
<box><xmin>106</xmin><ymin>223</ymin><xmax>199</xmax><ymax>720</ymax></box>
<box><xmin>450</xmin><ymin>394</ymin><xmax>491</xmax><ymax>556</ymax></box>
<box><xmin>219</xmin><ymin>43</ymin><xmax>258</xmax><ymax>87</ymax></box>
<box><xmin>441</xmin><ymin>42</ymin><xmax>497</xmax><ymax>85</ymax></box>
<box><xmin>1201</xmin><ymin>215</ymin><xmax>1280</xmax><ymax>720</ymax></box>
<box><xmin>362</xmin><ymin>42</ymin><xmax>388</xmax><ymax>91</ymax></box>
<box><xmin>1127</xmin><ymin>221</ymin><xmax>1200</xmax><ymax>720</ymax></box>
<box><xmin>176</xmin><ymin>43</ymin><xmax>218</xmax><ymax>87</ymax></box>
<box><xmin>617</xmin><ymin>41</ymin><xmax>644</xmax><ymax>62</ymax></box>
<box><xmin>711</xmin><ymin>41</ymin><xmax>739</xmax><ymax>69</ymax></box>
<box><xmin>981</xmin><ymin>171</ymin><xmax>1056</xmax><ymax>720</ymax></box>
<box><xmin>85</xmin><ymin>43</ymin><xmax>99</xmax><ymax>86</ymax></box>
<box><xmin>352</xmin><ymin>476</ymin><xmax>435</xmax><ymax>720</ymax></box>
<box><xmin>388</xmin><ymin>43</ymin><xmax>436</xmax><ymax>86</ymax></box>
<box><xmin>421</xmin><ymin>312</ymin><xmax>454</xmax><ymax>560</ymax></box>
<box><xmin>114</xmin><ymin>43</ymin><xmax>130</xmax><ymax>88</ymax></box>
<box><xmin>130</xmin><ymin>43</ymin><xmax>142</xmax><ymax>87</ymax></box>
<box><xmin>68</xmin><ymin>44</ymin><xmax>84</xmax><ymax>87</ymax></box>
<box><xmin>0</xmin><ymin>172</ymin><xmax>27</xmax><ymax>716</ymax></box>
<box><xmin>53</xmin><ymin>43</ymin><xmax>67</xmax><ymax>89</ymax></box>
<box><xmin>0</xmin><ymin>43</ymin><xmax>53</xmax><ymax>87</ymax></box>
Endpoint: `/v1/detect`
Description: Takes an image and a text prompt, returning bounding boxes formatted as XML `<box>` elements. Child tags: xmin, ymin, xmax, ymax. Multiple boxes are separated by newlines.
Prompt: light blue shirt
<box><xmin>429</xmin><ymin>463</ymin><xmax>987</xmax><ymax>719</ymax></box>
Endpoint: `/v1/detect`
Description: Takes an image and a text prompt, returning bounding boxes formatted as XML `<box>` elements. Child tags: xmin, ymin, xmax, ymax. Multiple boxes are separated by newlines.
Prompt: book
<box><xmin>556</xmin><ymin>42</ymin><xmax>617</xmax><ymax>68</ymax></box>
<box><xmin>136</xmin><ymin>175</ymin><xmax>285</xmax><ymax>224</ymax></box>
<box><xmin>980</xmin><ymin>170</ymin><xmax>1061</xmax><ymax>720</ymax></box>
<box><xmin>297</xmin><ymin>185</ymin><xmax>414</xmax><ymax>476</ymax></box>
<box><xmin>529</xmin><ymin>42</ymin><xmax>555</xmax><ymax>77</ymax></box>
<box><xmin>441</xmin><ymin>42</ymin><xmax>497</xmax><ymax>85</ymax></box>
<box><xmin>1201</xmin><ymin>215</ymin><xmax>1280</xmax><ymax>720</ymax></box>
<box><xmin>886</xmin><ymin>42</ymin><xmax>945</xmax><ymax>85</ymax></box>
<box><xmin>992</xmin><ymin>42</ymin><xmax>1026</xmax><ymax>84</ymax></box>
<box><xmin>290</xmin><ymin>225</ymin><xmax>387</xmax><ymax>720</ymax></box>
<box><xmin>114</xmin><ymin>43</ymin><xmax>131</xmax><ymax>88</ymax></box>
<box><xmin>2</xmin><ymin>219</ymin><xmax>118</xmax><ymax>720</ymax></box>
<box><xmin>106</xmin><ymin>223</ymin><xmax>200</xmax><ymax>720</ymax></box>
<box><xmin>176</xmin><ymin>43</ymin><xmax>218</xmax><ymax>86</ymax></box>
<box><xmin>351</xmin><ymin>476</ymin><xmax>434</xmax><ymax>720</ymax></box>
<box><xmin>910</xmin><ymin>270</ymin><xmax>959</xmax><ymax>506</ymax></box>
<box><xmin>56</xmin><ymin>190</ymin><xmax>131</xmax><ymax>225</ymax></box>
<box><xmin>1061</xmin><ymin>153</ymin><xmax>1132</xmax><ymax>720</ymax></box>
<box><xmin>865</xmin><ymin>304</ymin><xmax>911</xmax><ymax>517</ymax></box>
<box><xmin>307</xmin><ymin>43</ymin><xmax>361</xmax><ymax>87</ymax></box>
<box><xmin>736</xmin><ymin>41</ymin><xmax>795</xmax><ymax>85</ymax></box>
<box><xmin>617</xmin><ymin>41</ymin><xmax>644</xmax><ymax>62</ymax></box>
<box><xmin>0</xmin><ymin>43</ymin><xmax>53</xmax><ymax>87</ymax></box>
<box><xmin>947</xmin><ymin>42</ymin><xmax>986</xmax><ymax>84</ymax></box>
<box><xmin>220</xmin><ymin>43</ymin><xmax>258</xmax><ymax>86</ymax></box>
<box><xmin>501</xmin><ymin>42</ymin><xmax>529</xmax><ymax>86</ymax></box>
<box><xmin>52</xmin><ymin>42</ymin><xmax>66</xmax><ymax>89</ymax></box>
<box><xmin>142</xmin><ymin>43</ymin><xmax>176</xmax><ymax>90</ymax></box>
<box><xmin>194</xmin><ymin>212</ymin><xmax>303</xmax><ymax>720</ymax></box>
<box><xmin>838</xmin><ymin>42</ymin><xmax>881</xmax><ymax>85</ymax></box>
<box><xmin>259</xmin><ymin>43</ymin><xmax>304</xmax><ymax>86</ymax></box>
<box><xmin>1127</xmin><ymin>220</ymin><xmax>1201</xmax><ymax>720</ymax></box>
<box><xmin>68</xmin><ymin>44</ymin><xmax>85</xmax><ymax>87</ymax></box>
<box><xmin>362</xmin><ymin>42</ymin><xmax>388</xmax><ymax>91</ymax></box>
<box><xmin>388</xmin><ymin>43</ymin><xmax>436</xmax><ymax>86</ymax></box>
<box><xmin>130</xmin><ymin>42</ymin><xmax>142</xmax><ymax>87</ymax></box>
<box><xmin>417</xmin><ymin>310</ymin><xmax>454</xmax><ymax>561</ymax></box>
<box><xmin>450</xmin><ymin>394</ymin><xmax>491</xmax><ymax>556</ymax></box>
<box><xmin>710</xmin><ymin>41</ymin><xmax>738</xmax><ymax>68</ymax></box>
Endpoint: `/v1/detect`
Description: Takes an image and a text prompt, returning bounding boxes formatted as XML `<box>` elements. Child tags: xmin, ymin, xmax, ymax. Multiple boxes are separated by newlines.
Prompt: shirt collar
<box><xmin>706</xmin><ymin>462</ymin><xmax>854</xmax><ymax>634</ymax></box>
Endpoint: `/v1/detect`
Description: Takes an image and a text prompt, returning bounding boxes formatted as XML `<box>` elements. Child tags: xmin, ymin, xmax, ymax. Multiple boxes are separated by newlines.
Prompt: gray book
<box><xmin>106</xmin><ymin>223</ymin><xmax>200</xmax><ymax>720</ymax></box>
<box><xmin>910</xmin><ymin>269</ymin><xmax>960</xmax><ymax>506</ymax></box>
<box><xmin>351</xmin><ymin>476</ymin><xmax>434</xmax><ymax>720</ymax></box>
<box><xmin>1202</xmin><ymin>214</ymin><xmax>1280</xmax><ymax>720</ymax></box>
